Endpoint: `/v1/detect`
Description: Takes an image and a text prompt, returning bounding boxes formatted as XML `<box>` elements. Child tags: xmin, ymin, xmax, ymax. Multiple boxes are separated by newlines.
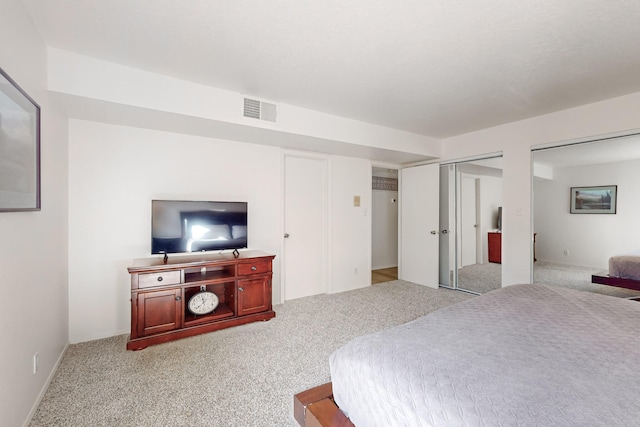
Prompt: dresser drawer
<box><xmin>238</xmin><ymin>261</ymin><xmax>271</xmax><ymax>276</ymax></box>
<box><xmin>138</xmin><ymin>270</ymin><xmax>181</xmax><ymax>289</ymax></box>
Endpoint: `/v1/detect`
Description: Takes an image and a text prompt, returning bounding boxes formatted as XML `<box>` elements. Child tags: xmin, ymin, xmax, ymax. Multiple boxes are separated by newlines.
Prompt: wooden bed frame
<box><xmin>294</xmin><ymin>382</ymin><xmax>354</xmax><ymax>427</ymax></box>
<box><xmin>592</xmin><ymin>271</ymin><xmax>640</xmax><ymax>291</ymax></box>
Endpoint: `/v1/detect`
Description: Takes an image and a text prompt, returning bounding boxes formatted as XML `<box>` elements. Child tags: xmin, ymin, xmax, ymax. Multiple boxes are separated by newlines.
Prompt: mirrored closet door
<box><xmin>439</xmin><ymin>156</ymin><xmax>503</xmax><ymax>294</ymax></box>
<box><xmin>531</xmin><ymin>134</ymin><xmax>640</xmax><ymax>299</ymax></box>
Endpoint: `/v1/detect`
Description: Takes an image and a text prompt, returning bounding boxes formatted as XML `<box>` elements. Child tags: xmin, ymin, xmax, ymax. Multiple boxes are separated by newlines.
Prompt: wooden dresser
<box><xmin>488</xmin><ymin>232</ymin><xmax>502</xmax><ymax>263</ymax></box>
<box><xmin>127</xmin><ymin>250</ymin><xmax>275</xmax><ymax>350</ymax></box>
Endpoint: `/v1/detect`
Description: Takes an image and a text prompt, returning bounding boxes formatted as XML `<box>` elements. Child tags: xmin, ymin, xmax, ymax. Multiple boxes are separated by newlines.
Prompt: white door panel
<box><xmin>400</xmin><ymin>164</ymin><xmax>439</xmax><ymax>288</ymax></box>
<box><xmin>284</xmin><ymin>155</ymin><xmax>327</xmax><ymax>300</ymax></box>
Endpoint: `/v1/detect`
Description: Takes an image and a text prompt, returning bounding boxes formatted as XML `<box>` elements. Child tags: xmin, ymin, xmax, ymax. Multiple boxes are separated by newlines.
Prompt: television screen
<box><xmin>151</xmin><ymin>200</ymin><xmax>248</xmax><ymax>254</ymax></box>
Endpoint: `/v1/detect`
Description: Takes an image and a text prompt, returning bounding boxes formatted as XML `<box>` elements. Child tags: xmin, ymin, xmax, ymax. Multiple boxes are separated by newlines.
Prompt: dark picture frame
<box><xmin>0</xmin><ymin>67</ymin><xmax>40</xmax><ymax>212</ymax></box>
<box><xmin>570</xmin><ymin>185</ymin><xmax>617</xmax><ymax>214</ymax></box>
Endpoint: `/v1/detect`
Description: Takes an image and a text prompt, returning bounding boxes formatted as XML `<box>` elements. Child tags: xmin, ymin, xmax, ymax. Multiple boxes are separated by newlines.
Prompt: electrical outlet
<box><xmin>33</xmin><ymin>353</ymin><xmax>39</xmax><ymax>374</ymax></box>
<box><xmin>563</xmin><ymin>250</ymin><xmax>569</xmax><ymax>256</ymax></box>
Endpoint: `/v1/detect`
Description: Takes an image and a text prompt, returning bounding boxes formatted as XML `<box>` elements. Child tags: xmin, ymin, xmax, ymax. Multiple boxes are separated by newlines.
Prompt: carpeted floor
<box><xmin>31</xmin><ymin>264</ymin><xmax>639</xmax><ymax>426</ymax></box>
<box><xmin>30</xmin><ymin>281</ymin><xmax>472</xmax><ymax>427</ymax></box>
<box><xmin>457</xmin><ymin>261</ymin><xmax>640</xmax><ymax>298</ymax></box>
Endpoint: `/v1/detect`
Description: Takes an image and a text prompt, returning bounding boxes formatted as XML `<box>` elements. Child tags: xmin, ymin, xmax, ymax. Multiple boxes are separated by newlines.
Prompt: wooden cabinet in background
<box><xmin>487</xmin><ymin>232</ymin><xmax>537</xmax><ymax>264</ymax></box>
<box><xmin>488</xmin><ymin>232</ymin><xmax>502</xmax><ymax>264</ymax></box>
<box><xmin>127</xmin><ymin>250</ymin><xmax>275</xmax><ymax>350</ymax></box>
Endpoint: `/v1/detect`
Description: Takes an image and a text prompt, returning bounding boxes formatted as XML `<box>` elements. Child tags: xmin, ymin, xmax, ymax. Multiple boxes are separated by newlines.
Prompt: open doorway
<box><xmin>371</xmin><ymin>167</ymin><xmax>398</xmax><ymax>284</ymax></box>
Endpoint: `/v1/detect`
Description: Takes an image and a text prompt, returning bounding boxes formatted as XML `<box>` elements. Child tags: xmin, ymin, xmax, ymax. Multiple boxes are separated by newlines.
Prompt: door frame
<box><xmin>281</xmin><ymin>150</ymin><xmax>331</xmax><ymax>303</ymax></box>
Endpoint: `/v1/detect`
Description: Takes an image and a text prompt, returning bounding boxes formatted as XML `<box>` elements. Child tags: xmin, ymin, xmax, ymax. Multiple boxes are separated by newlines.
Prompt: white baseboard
<box><xmin>22</xmin><ymin>343</ymin><xmax>69</xmax><ymax>427</ymax></box>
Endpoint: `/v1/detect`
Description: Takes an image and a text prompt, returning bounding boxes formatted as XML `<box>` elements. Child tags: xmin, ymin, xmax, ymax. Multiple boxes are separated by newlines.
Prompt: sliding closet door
<box><xmin>451</xmin><ymin>157</ymin><xmax>503</xmax><ymax>294</ymax></box>
<box><xmin>399</xmin><ymin>164</ymin><xmax>439</xmax><ymax>288</ymax></box>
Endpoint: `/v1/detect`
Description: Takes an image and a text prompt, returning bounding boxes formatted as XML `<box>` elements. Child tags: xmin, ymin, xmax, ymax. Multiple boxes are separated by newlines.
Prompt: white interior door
<box><xmin>283</xmin><ymin>155</ymin><xmax>327</xmax><ymax>300</ymax></box>
<box><xmin>400</xmin><ymin>164</ymin><xmax>440</xmax><ymax>288</ymax></box>
<box><xmin>460</xmin><ymin>175</ymin><xmax>477</xmax><ymax>267</ymax></box>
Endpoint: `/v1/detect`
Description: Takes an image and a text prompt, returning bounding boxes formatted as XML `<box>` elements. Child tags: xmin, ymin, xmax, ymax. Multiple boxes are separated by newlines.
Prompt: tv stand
<box><xmin>126</xmin><ymin>250</ymin><xmax>275</xmax><ymax>350</ymax></box>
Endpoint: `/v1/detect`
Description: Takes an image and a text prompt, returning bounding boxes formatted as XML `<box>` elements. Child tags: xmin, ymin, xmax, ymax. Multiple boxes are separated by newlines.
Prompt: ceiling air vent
<box><xmin>243</xmin><ymin>98</ymin><xmax>277</xmax><ymax>122</ymax></box>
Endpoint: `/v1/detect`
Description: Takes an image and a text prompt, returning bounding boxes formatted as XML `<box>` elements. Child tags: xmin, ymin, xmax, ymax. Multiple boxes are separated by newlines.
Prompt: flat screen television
<box><xmin>151</xmin><ymin>200</ymin><xmax>248</xmax><ymax>255</ymax></box>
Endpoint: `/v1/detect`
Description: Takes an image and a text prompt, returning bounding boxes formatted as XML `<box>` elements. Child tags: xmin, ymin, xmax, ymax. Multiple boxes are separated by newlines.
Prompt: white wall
<box><xmin>331</xmin><ymin>156</ymin><xmax>373</xmax><ymax>292</ymax></box>
<box><xmin>442</xmin><ymin>91</ymin><xmax>640</xmax><ymax>285</ymax></box>
<box><xmin>534</xmin><ymin>159</ymin><xmax>640</xmax><ymax>268</ymax></box>
<box><xmin>372</xmin><ymin>190</ymin><xmax>398</xmax><ymax>269</ymax></box>
<box><xmin>0</xmin><ymin>1</ymin><xmax>69</xmax><ymax>425</ymax></box>
<box><xmin>48</xmin><ymin>48</ymin><xmax>441</xmax><ymax>162</ymax></box>
<box><xmin>68</xmin><ymin>120</ymin><xmax>282</xmax><ymax>342</ymax></box>
<box><xmin>68</xmin><ymin>120</ymin><xmax>373</xmax><ymax>342</ymax></box>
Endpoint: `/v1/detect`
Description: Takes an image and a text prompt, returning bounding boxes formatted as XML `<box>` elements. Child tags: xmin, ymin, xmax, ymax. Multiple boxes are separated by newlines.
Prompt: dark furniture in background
<box><xmin>488</xmin><ymin>232</ymin><xmax>502</xmax><ymax>263</ymax></box>
<box><xmin>487</xmin><ymin>232</ymin><xmax>536</xmax><ymax>264</ymax></box>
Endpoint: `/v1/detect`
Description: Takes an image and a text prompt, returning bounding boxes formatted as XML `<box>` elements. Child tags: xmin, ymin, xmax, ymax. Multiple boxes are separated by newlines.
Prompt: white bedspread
<box><xmin>330</xmin><ymin>284</ymin><xmax>640</xmax><ymax>427</ymax></box>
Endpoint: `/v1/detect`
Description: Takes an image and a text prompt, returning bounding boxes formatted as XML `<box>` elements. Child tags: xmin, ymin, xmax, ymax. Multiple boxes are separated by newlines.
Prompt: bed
<box><xmin>294</xmin><ymin>284</ymin><xmax>640</xmax><ymax>426</ymax></box>
<box><xmin>592</xmin><ymin>250</ymin><xmax>640</xmax><ymax>291</ymax></box>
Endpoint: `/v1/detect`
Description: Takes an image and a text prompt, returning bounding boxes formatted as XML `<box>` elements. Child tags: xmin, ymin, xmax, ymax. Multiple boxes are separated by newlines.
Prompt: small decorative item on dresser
<box><xmin>188</xmin><ymin>287</ymin><xmax>219</xmax><ymax>315</ymax></box>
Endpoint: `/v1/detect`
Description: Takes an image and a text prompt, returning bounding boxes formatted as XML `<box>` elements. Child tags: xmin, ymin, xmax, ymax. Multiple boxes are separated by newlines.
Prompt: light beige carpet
<box><xmin>30</xmin><ymin>281</ymin><xmax>472</xmax><ymax>427</ymax></box>
<box><xmin>457</xmin><ymin>261</ymin><xmax>640</xmax><ymax>298</ymax></box>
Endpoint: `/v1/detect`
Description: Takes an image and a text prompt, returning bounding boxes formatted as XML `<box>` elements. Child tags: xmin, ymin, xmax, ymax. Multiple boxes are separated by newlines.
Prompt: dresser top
<box><xmin>128</xmin><ymin>250</ymin><xmax>275</xmax><ymax>273</ymax></box>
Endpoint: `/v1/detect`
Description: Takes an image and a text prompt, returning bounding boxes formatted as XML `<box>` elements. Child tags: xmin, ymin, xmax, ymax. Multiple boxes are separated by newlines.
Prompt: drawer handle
<box><xmin>239</xmin><ymin>287</ymin><xmax>244</xmax><ymax>292</ymax></box>
<box><xmin>157</xmin><ymin>276</ymin><xmax>163</xmax><ymax>282</ymax></box>
<box><xmin>176</xmin><ymin>296</ymin><xmax>181</xmax><ymax>301</ymax></box>
<box><xmin>251</xmin><ymin>266</ymin><xmax>257</xmax><ymax>271</ymax></box>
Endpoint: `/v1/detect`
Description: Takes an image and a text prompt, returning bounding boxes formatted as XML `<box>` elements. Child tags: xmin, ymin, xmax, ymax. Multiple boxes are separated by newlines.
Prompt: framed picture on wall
<box><xmin>0</xmin><ymin>67</ymin><xmax>41</xmax><ymax>212</ymax></box>
<box><xmin>570</xmin><ymin>185</ymin><xmax>617</xmax><ymax>214</ymax></box>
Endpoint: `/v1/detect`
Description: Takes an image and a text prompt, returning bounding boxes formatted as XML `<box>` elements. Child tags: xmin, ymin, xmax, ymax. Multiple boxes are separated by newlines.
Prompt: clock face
<box><xmin>188</xmin><ymin>291</ymin><xmax>219</xmax><ymax>315</ymax></box>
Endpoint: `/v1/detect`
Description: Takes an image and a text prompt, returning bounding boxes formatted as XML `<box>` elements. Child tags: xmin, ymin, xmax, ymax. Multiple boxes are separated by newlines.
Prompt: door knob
<box><xmin>284</xmin><ymin>233</ymin><xmax>290</xmax><ymax>238</ymax></box>
<box><xmin>430</xmin><ymin>230</ymin><xmax>438</xmax><ymax>235</ymax></box>
<box><xmin>441</xmin><ymin>229</ymin><xmax>449</xmax><ymax>234</ymax></box>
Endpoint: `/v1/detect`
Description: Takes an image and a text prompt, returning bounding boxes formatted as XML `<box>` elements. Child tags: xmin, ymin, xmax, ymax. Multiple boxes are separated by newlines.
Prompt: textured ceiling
<box><xmin>21</xmin><ymin>0</ymin><xmax>640</xmax><ymax>138</ymax></box>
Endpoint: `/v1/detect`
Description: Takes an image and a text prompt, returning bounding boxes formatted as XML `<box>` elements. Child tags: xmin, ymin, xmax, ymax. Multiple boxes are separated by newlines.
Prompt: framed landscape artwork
<box><xmin>0</xmin><ymin>67</ymin><xmax>40</xmax><ymax>211</ymax></box>
<box><xmin>570</xmin><ymin>185</ymin><xmax>617</xmax><ymax>214</ymax></box>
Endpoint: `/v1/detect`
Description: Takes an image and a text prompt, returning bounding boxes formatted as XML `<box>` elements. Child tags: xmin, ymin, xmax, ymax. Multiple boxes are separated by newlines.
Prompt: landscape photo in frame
<box><xmin>570</xmin><ymin>185</ymin><xmax>617</xmax><ymax>214</ymax></box>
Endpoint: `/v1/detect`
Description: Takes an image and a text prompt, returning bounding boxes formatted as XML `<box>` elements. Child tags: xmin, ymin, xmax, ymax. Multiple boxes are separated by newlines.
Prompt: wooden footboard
<box><xmin>592</xmin><ymin>271</ymin><xmax>640</xmax><ymax>291</ymax></box>
<box><xmin>294</xmin><ymin>382</ymin><xmax>355</xmax><ymax>427</ymax></box>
